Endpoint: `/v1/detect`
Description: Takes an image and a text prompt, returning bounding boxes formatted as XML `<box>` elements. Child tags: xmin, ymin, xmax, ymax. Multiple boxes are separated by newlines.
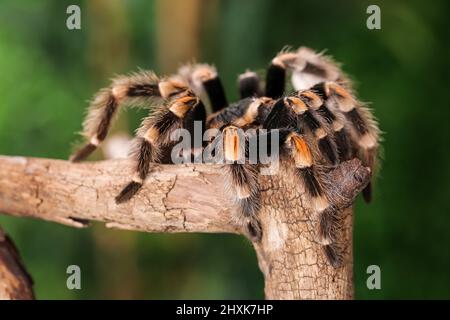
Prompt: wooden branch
<box><xmin>0</xmin><ymin>155</ymin><xmax>370</xmax><ymax>299</ymax></box>
<box><xmin>0</xmin><ymin>156</ymin><xmax>238</xmax><ymax>234</ymax></box>
<box><xmin>0</xmin><ymin>227</ymin><xmax>35</xmax><ymax>300</ymax></box>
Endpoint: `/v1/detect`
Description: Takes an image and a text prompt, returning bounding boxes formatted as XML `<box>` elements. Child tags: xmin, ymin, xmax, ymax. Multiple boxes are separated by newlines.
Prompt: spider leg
<box><xmin>291</xmin><ymin>46</ymin><xmax>344</xmax><ymax>91</ymax></box>
<box><xmin>262</xmin><ymin>98</ymin><xmax>295</xmax><ymax>129</ymax></box>
<box><xmin>280</xmin><ymin>129</ymin><xmax>328</xmax><ymax>211</ymax></box>
<box><xmin>179</xmin><ymin>64</ymin><xmax>228</xmax><ymax>113</ymax></box>
<box><xmin>288</xmin><ymin>47</ymin><xmax>379</xmax><ymax>201</ymax></box>
<box><xmin>275</xmin><ymin>47</ymin><xmax>355</xmax><ymax>161</ymax></box>
<box><xmin>323</xmin><ymin>241</ymin><xmax>344</xmax><ymax>268</ymax></box>
<box><xmin>296</xmin><ymin>91</ymin><xmax>343</xmax><ymax>165</ymax></box>
<box><xmin>265</xmin><ymin>51</ymin><xmax>299</xmax><ymax>99</ymax></box>
<box><xmin>305</xmin><ymin>86</ymin><xmax>354</xmax><ymax>161</ymax></box>
<box><xmin>221</xmin><ymin>125</ymin><xmax>262</xmax><ymax>241</ymax></box>
<box><xmin>238</xmin><ymin>71</ymin><xmax>262</xmax><ymax>99</ymax></box>
<box><xmin>264</xmin><ymin>96</ymin><xmax>339</xmax><ymax>166</ymax></box>
<box><xmin>115</xmin><ymin>91</ymin><xmax>206</xmax><ymax>203</ymax></box>
<box><xmin>265</xmin><ymin>46</ymin><xmax>339</xmax><ymax>98</ymax></box>
<box><xmin>70</xmin><ymin>71</ymin><xmax>186</xmax><ymax>162</ymax></box>
<box><xmin>314</xmin><ymin>81</ymin><xmax>379</xmax><ymax>202</ymax></box>
<box><xmin>280</xmin><ymin>129</ymin><xmax>343</xmax><ymax>267</ymax></box>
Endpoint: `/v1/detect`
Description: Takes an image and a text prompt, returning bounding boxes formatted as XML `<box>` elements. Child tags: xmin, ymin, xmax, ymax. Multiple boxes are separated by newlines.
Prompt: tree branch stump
<box><xmin>0</xmin><ymin>226</ymin><xmax>35</xmax><ymax>300</ymax></box>
<box><xmin>0</xmin><ymin>155</ymin><xmax>370</xmax><ymax>299</ymax></box>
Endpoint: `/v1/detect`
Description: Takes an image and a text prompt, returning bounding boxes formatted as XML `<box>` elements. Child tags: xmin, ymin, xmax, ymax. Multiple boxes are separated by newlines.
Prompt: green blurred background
<box><xmin>0</xmin><ymin>0</ymin><xmax>449</xmax><ymax>299</ymax></box>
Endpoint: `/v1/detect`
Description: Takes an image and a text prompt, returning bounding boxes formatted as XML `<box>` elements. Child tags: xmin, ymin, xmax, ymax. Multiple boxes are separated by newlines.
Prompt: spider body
<box><xmin>70</xmin><ymin>47</ymin><xmax>380</xmax><ymax>268</ymax></box>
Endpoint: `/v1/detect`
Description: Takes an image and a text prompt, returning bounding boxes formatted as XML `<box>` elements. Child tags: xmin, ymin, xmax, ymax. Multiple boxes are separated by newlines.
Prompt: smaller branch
<box><xmin>0</xmin><ymin>156</ymin><xmax>239</xmax><ymax>234</ymax></box>
<box><xmin>324</xmin><ymin>158</ymin><xmax>372</xmax><ymax>209</ymax></box>
<box><xmin>0</xmin><ymin>227</ymin><xmax>35</xmax><ymax>300</ymax></box>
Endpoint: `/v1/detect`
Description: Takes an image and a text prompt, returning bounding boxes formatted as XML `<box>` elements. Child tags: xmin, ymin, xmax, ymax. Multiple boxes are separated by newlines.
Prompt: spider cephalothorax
<box><xmin>70</xmin><ymin>47</ymin><xmax>380</xmax><ymax>268</ymax></box>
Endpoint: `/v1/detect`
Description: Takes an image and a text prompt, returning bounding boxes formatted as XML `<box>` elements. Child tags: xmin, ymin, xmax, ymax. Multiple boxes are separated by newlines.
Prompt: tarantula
<box><xmin>70</xmin><ymin>47</ymin><xmax>380</xmax><ymax>268</ymax></box>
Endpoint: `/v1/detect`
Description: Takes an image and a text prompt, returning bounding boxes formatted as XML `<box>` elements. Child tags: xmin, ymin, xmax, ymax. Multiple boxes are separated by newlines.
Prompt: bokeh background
<box><xmin>0</xmin><ymin>0</ymin><xmax>449</xmax><ymax>299</ymax></box>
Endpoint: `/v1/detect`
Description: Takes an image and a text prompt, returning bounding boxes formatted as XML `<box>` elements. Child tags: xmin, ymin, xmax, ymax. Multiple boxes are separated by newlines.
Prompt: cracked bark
<box><xmin>0</xmin><ymin>155</ymin><xmax>370</xmax><ymax>299</ymax></box>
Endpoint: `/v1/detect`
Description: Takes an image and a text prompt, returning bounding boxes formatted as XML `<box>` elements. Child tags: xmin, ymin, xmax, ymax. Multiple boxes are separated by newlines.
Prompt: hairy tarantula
<box><xmin>70</xmin><ymin>47</ymin><xmax>380</xmax><ymax>268</ymax></box>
